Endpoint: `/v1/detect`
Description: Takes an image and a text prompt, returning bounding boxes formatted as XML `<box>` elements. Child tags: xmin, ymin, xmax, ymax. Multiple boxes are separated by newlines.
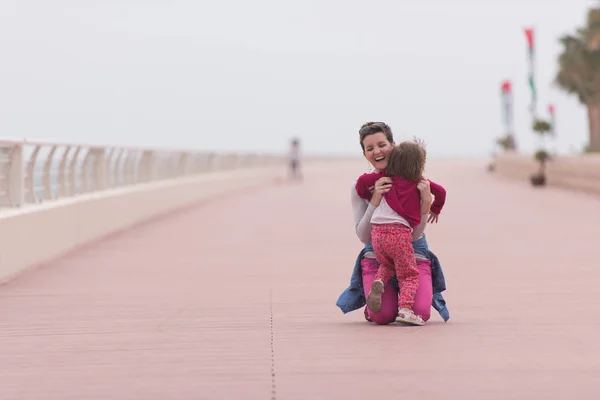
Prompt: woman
<box><xmin>336</xmin><ymin>121</ymin><xmax>449</xmax><ymax>325</ymax></box>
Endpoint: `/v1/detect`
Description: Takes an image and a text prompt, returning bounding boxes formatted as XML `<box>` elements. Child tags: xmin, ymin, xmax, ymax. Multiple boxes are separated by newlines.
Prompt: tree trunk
<box><xmin>588</xmin><ymin>103</ymin><xmax>600</xmax><ymax>152</ymax></box>
<box><xmin>538</xmin><ymin>159</ymin><xmax>546</xmax><ymax>175</ymax></box>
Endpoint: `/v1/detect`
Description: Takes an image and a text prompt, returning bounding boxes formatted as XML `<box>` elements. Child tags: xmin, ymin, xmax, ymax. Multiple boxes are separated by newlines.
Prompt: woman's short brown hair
<box><xmin>359</xmin><ymin>122</ymin><xmax>394</xmax><ymax>150</ymax></box>
<box><xmin>385</xmin><ymin>139</ymin><xmax>427</xmax><ymax>182</ymax></box>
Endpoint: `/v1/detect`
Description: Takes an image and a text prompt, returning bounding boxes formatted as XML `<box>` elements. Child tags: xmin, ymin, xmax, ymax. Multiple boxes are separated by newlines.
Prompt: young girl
<box><xmin>354</xmin><ymin>139</ymin><xmax>446</xmax><ymax>325</ymax></box>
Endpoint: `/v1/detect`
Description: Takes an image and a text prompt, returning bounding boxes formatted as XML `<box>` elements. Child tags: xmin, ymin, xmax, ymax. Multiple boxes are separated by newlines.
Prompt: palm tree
<box><xmin>586</xmin><ymin>7</ymin><xmax>600</xmax><ymax>50</ymax></box>
<box><xmin>555</xmin><ymin>8</ymin><xmax>600</xmax><ymax>151</ymax></box>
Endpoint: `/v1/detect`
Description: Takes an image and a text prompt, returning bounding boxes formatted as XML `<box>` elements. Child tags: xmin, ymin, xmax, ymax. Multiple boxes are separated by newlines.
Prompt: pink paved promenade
<box><xmin>0</xmin><ymin>159</ymin><xmax>599</xmax><ymax>399</ymax></box>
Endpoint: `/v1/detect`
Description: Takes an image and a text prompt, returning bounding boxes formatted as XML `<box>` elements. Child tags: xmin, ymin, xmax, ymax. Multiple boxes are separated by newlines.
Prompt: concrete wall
<box><xmin>0</xmin><ymin>165</ymin><xmax>285</xmax><ymax>283</ymax></box>
<box><xmin>494</xmin><ymin>153</ymin><xmax>600</xmax><ymax>195</ymax></box>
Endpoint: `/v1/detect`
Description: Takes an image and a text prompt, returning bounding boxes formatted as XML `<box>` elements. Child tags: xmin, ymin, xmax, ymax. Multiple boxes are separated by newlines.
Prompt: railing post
<box><xmin>68</xmin><ymin>146</ymin><xmax>82</xmax><ymax>196</ymax></box>
<box><xmin>58</xmin><ymin>146</ymin><xmax>71</xmax><ymax>197</ymax></box>
<box><xmin>90</xmin><ymin>147</ymin><xmax>108</xmax><ymax>191</ymax></box>
<box><xmin>138</xmin><ymin>150</ymin><xmax>156</xmax><ymax>182</ymax></box>
<box><xmin>42</xmin><ymin>145</ymin><xmax>57</xmax><ymax>200</ymax></box>
<box><xmin>207</xmin><ymin>153</ymin><xmax>216</xmax><ymax>172</ymax></box>
<box><xmin>25</xmin><ymin>145</ymin><xmax>41</xmax><ymax>203</ymax></box>
<box><xmin>123</xmin><ymin>151</ymin><xmax>136</xmax><ymax>185</ymax></box>
<box><xmin>112</xmin><ymin>148</ymin><xmax>125</xmax><ymax>187</ymax></box>
<box><xmin>178</xmin><ymin>152</ymin><xmax>189</xmax><ymax>176</ymax></box>
<box><xmin>8</xmin><ymin>144</ymin><xmax>24</xmax><ymax>207</ymax></box>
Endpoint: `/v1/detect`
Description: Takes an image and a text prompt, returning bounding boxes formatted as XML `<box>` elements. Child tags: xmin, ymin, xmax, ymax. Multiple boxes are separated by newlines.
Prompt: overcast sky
<box><xmin>0</xmin><ymin>0</ymin><xmax>593</xmax><ymax>156</ymax></box>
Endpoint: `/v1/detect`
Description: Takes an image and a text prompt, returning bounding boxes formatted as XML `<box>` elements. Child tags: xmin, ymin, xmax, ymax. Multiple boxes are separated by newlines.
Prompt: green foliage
<box><xmin>583</xmin><ymin>143</ymin><xmax>600</xmax><ymax>153</ymax></box>
<box><xmin>532</xmin><ymin>119</ymin><xmax>553</xmax><ymax>135</ymax></box>
<box><xmin>534</xmin><ymin>149</ymin><xmax>550</xmax><ymax>163</ymax></box>
<box><xmin>496</xmin><ymin>135</ymin><xmax>516</xmax><ymax>150</ymax></box>
<box><xmin>555</xmin><ymin>8</ymin><xmax>600</xmax><ymax>104</ymax></box>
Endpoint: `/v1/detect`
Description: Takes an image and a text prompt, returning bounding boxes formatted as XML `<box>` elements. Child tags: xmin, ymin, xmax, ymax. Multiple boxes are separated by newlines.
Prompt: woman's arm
<box><xmin>412</xmin><ymin>179</ymin><xmax>433</xmax><ymax>240</ymax></box>
<box><xmin>418</xmin><ymin>178</ymin><xmax>433</xmax><ymax>214</ymax></box>
<box><xmin>351</xmin><ymin>177</ymin><xmax>393</xmax><ymax>244</ymax></box>
<box><xmin>351</xmin><ymin>182</ymin><xmax>376</xmax><ymax>244</ymax></box>
<box><xmin>412</xmin><ymin>215</ymin><xmax>428</xmax><ymax>240</ymax></box>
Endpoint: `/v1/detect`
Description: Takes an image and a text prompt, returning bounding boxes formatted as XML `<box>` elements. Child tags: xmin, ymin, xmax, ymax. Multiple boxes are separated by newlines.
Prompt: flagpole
<box><xmin>500</xmin><ymin>80</ymin><xmax>515</xmax><ymax>150</ymax></box>
<box><xmin>524</xmin><ymin>27</ymin><xmax>537</xmax><ymax>120</ymax></box>
<box><xmin>548</xmin><ymin>104</ymin><xmax>556</xmax><ymax>154</ymax></box>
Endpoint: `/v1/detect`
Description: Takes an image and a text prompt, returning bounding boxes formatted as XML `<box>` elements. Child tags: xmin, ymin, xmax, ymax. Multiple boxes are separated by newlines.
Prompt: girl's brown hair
<box><xmin>385</xmin><ymin>139</ymin><xmax>427</xmax><ymax>182</ymax></box>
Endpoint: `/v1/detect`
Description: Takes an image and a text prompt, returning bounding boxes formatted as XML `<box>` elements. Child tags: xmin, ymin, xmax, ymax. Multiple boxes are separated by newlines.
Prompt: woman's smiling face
<box><xmin>362</xmin><ymin>132</ymin><xmax>395</xmax><ymax>171</ymax></box>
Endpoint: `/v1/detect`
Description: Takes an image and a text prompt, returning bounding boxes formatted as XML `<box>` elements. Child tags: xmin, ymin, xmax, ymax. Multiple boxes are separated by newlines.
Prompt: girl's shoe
<box><xmin>366</xmin><ymin>280</ymin><xmax>385</xmax><ymax>312</ymax></box>
<box><xmin>396</xmin><ymin>308</ymin><xmax>425</xmax><ymax>326</ymax></box>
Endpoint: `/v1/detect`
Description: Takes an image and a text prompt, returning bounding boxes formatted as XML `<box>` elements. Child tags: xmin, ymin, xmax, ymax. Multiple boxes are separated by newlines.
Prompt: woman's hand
<box><xmin>417</xmin><ymin>179</ymin><xmax>431</xmax><ymax>198</ymax></box>
<box><xmin>369</xmin><ymin>177</ymin><xmax>392</xmax><ymax>207</ymax></box>
<box><xmin>417</xmin><ymin>179</ymin><xmax>432</xmax><ymax>214</ymax></box>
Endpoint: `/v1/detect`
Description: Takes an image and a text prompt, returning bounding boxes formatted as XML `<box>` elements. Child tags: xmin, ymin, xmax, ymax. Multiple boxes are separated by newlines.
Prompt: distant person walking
<box><xmin>288</xmin><ymin>138</ymin><xmax>302</xmax><ymax>181</ymax></box>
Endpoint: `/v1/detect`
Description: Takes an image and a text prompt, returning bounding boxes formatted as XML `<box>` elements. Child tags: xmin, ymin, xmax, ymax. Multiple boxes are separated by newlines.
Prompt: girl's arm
<box><xmin>429</xmin><ymin>180</ymin><xmax>447</xmax><ymax>215</ymax></box>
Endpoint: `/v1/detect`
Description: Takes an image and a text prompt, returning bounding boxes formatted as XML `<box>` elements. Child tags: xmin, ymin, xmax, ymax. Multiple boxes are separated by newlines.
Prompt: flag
<box><xmin>524</xmin><ymin>27</ymin><xmax>537</xmax><ymax>117</ymax></box>
<box><xmin>500</xmin><ymin>80</ymin><xmax>513</xmax><ymax>134</ymax></box>
<box><xmin>548</xmin><ymin>104</ymin><xmax>556</xmax><ymax>136</ymax></box>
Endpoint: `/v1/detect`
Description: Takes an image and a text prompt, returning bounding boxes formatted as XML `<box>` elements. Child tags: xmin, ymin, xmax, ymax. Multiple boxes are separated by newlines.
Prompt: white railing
<box><xmin>0</xmin><ymin>138</ymin><xmax>284</xmax><ymax>209</ymax></box>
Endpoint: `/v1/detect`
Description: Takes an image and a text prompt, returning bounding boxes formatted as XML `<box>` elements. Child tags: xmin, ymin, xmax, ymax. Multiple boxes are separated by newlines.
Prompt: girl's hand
<box><xmin>428</xmin><ymin>213</ymin><xmax>439</xmax><ymax>224</ymax></box>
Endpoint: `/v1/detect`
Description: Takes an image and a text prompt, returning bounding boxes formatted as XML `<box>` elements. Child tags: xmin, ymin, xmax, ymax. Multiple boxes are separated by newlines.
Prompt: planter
<box><xmin>530</xmin><ymin>173</ymin><xmax>546</xmax><ymax>187</ymax></box>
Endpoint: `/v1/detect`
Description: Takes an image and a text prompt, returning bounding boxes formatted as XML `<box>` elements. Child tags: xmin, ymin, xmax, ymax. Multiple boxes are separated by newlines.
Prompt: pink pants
<box><xmin>371</xmin><ymin>224</ymin><xmax>419</xmax><ymax>310</ymax></box>
<box><xmin>361</xmin><ymin>257</ymin><xmax>433</xmax><ymax>325</ymax></box>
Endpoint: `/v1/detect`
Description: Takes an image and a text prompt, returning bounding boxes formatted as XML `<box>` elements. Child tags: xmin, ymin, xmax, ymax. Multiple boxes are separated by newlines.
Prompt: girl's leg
<box><xmin>412</xmin><ymin>259</ymin><xmax>433</xmax><ymax>322</ymax></box>
<box><xmin>384</xmin><ymin>226</ymin><xmax>424</xmax><ymax>325</ymax></box>
<box><xmin>387</xmin><ymin>226</ymin><xmax>419</xmax><ymax>310</ymax></box>
<box><xmin>371</xmin><ymin>226</ymin><xmax>396</xmax><ymax>284</ymax></box>
<box><xmin>367</xmin><ymin>225</ymin><xmax>396</xmax><ymax>312</ymax></box>
<box><xmin>360</xmin><ymin>258</ymin><xmax>399</xmax><ymax>325</ymax></box>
